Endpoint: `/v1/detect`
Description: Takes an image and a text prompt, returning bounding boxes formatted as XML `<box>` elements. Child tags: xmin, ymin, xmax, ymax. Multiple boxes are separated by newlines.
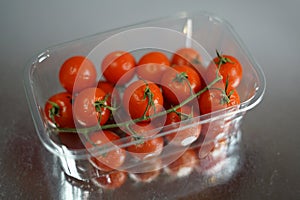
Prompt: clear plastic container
<box><xmin>24</xmin><ymin>11</ymin><xmax>265</xmax><ymax>195</ymax></box>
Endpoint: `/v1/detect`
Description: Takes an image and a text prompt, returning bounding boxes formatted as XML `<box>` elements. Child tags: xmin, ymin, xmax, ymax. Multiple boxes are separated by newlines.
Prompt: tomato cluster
<box><xmin>44</xmin><ymin>47</ymin><xmax>243</xmax><ymax>189</ymax></box>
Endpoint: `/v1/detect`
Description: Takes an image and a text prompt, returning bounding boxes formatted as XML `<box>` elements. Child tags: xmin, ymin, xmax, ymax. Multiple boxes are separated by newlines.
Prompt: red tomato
<box><xmin>73</xmin><ymin>87</ymin><xmax>110</xmax><ymax>127</ymax></box>
<box><xmin>86</xmin><ymin>130</ymin><xmax>126</xmax><ymax>172</ymax></box>
<box><xmin>171</xmin><ymin>47</ymin><xmax>202</xmax><ymax>67</ymax></box>
<box><xmin>198</xmin><ymin>82</ymin><xmax>241</xmax><ymax>115</ymax></box>
<box><xmin>123</xmin><ymin>80</ymin><xmax>164</xmax><ymax>121</ymax></box>
<box><xmin>164</xmin><ymin>149</ymin><xmax>197</xmax><ymax>177</ymax></box>
<box><xmin>206</xmin><ymin>53</ymin><xmax>243</xmax><ymax>88</ymax></box>
<box><xmin>92</xmin><ymin>171</ymin><xmax>127</xmax><ymax>189</ymax></box>
<box><xmin>127</xmin><ymin>122</ymin><xmax>161</xmax><ymax>138</ymax></box>
<box><xmin>164</xmin><ymin>106</ymin><xmax>201</xmax><ymax>146</ymax></box>
<box><xmin>101</xmin><ymin>51</ymin><xmax>136</xmax><ymax>85</ymax></box>
<box><xmin>198</xmin><ymin>84</ymin><xmax>227</xmax><ymax>115</ymax></box>
<box><xmin>136</xmin><ymin>51</ymin><xmax>170</xmax><ymax>83</ymax></box>
<box><xmin>59</xmin><ymin>56</ymin><xmax>97</xmax><ymax>94</ymax></box>
<box><xmin>226</xmin><ymin>87</ymin><xmax>241</xmax><ymax>107</ymax></box>
<box><xmin>44</xmin><ymin>92</ymin><xmax>75</xmax><ymax>128</ymax></box>
<box><xmin>126</xmin><ymin>136</ymin><xmax>164</xmax><ymax>160</ymax></box>
<box><xmin>161</xmin><ymin>65</ymin><xmax>201</xmax><ymax>105</ymax></box>
<box><xmin>97</xmin><ymin>80</ymin><xmax>120</xmax><ymax>105</ymax></box>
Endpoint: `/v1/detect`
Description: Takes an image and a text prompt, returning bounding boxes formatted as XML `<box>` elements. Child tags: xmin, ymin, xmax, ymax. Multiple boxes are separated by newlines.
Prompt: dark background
<box><xmin>1</xmin><ymin>0</ymin><xmax>300</xmax><ymax>199</ymax></box>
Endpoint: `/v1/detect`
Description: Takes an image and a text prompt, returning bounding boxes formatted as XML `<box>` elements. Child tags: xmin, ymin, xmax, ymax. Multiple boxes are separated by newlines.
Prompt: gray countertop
<box><xmin>1</xmin><ymin>0</ymin><xmax>300</xmax><ymax>199</ymax></box>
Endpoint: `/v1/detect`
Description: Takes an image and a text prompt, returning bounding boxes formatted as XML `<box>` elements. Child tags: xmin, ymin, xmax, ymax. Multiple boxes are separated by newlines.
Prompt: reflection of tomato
<box><xmin>206</xmin><ymin>53</ymin><xmax>243</xmax><ymax>88</ymax></box>
<box><xmin>92</xmin><ymin>171</ymin><xmax>127</xmax><ymax>189</ymax></box>
<box><xmin>196</xmin><ymin>140</ymin><xmax>227</xmax><ymax>174</ymax></box>
<box><xmin>164</xmin><ymin>149</ymin><xmax>197</xmax><ymax>177</ymax></box>
<box><xmin>136</xmin><ymin>51</ymin><xmax>170</xmax><ymax>83</ymax></box>
<box><xmin>101</xmin><ymin>51</ymin><xmax>136</xmax><ymax>85</ymax></box>
<box><xmin>164</xmin><ymin>106</ymin><xmax>201</xmax><ymax>146</ymax></box>
<box><xmin>73</xmin><ymin>87</ymin><xmax>110</xmax><ymax>127</ymax></box>
<box><xmin>171</xmin><ymin>48</ymin><xmax>202</xmax><ymax>67</ymax></box>
<box><xmin>59</xmin><ymin>56</ymin><xmax>97</xmax><ymax>94</ymax></box>
<box><xmin>161</xmin><ymin>65</ymin><xmax>201</xmax><ymax>105</ymax></box>
<box><xmin>86</xmin><ymin>130</ymin><xmax>126</xmax><ymax>172</ymax></box>
<box><xmin>129</xmin><ymin>158</ymin><xmax>162</xmax><ymax>182</ymax></box>
<box><xmin>123</xmin><ymin>80</ymin><xmax>164</xmax><ymax>121</ymax></box>
<box><xmin>44</xmin><ymin>92</ymin><xmax>75</xmax><ymax>128</ymax></box>
<box><xmin>127</xmin><ymin>136</ymin><xmax>164</xmax><ymax>160</ymax></box>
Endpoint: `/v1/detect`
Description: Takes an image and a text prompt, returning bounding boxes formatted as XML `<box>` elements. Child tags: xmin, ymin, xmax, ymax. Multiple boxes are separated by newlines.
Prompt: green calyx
<box><xmin>173</xmin><ymin>72</ymin><xmax>188</xmax><ymax>83</ymax></box>
<box><xmin>48</xmin><ymin>101</ymin><xmax>60</xmax><ymax>127</ymax></box>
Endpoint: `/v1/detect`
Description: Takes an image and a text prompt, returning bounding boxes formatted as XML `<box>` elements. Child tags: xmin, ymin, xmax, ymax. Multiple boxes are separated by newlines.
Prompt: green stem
<box><xmin>54</xmin><ymin>75</ymin><xmax>222</xmax><ymax>134</ymax></box>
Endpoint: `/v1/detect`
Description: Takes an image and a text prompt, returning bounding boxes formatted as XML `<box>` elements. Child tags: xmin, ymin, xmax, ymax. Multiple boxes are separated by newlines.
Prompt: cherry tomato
<box><xmin>199</xmin><ymin>82</ymin><xmax>241</xmax><ymax>115</ymax></box>
<box><xmin>123</xmin><ymin>80</ymin><xmax>164</xmax><ymax>121</ymax></box>
<box><xmin>127</xmin><ymin>122</ymin><xmax>161</xmax><ymax>138</ymax></box>
<box><xmin>97</xmin><ymin>80</ymin><xmax>120</xmax><ymax>105</ymax></box>
<box><xmin>101</xmin><ymin>51</ymin><xmax>136</xmax><ymax>85</ymax></box>
<box><xmin>126</xmin><ymin>136</ymin><xmax>164</xmax><ymax>160</ymax></box>
<box><xmin>226</xmin><ymin>87</ymin><xmax>241</xmax><ymax>107</ymax></box>
<box><xmin>164</xmin><ymin>106</ymin><xmax>201</xmax><ymax>146</ymax></box>
<box><xmin>136</xmin><ymin>51</ymin><xmax>170</xmax><ymax>83</ymax></box>
<box><xmin>171</xmin><ymin>47</ymin><xmax>202</xmax><ymax>67</ymax></box>
<box><xmin>92</xmin><ymin>171</ymin><xmax>127</xmax><ymax>189</ymax></box>
<box><xmin>164</xmin><ymin>149</ymin><xmax>197</xmax><ymax>177</ymax></box>
<box><xmin>198</xmin><ymin>83</ymin><xmax>227</xmax><ymax>115</ymax></box>
<box><xmin>171</xmin><ymin>48</ymin><xmax>207</xmax><ymax>86</ymax></box>
<box><xmin>73</xmin><ymin>87</ymin><xmax>110</xmax><ymax>127</ymax></box>
<box><xmin>44</xmin><ymin>92</ymin><xmax>75</xmax><ymax>128</ymax></box>
<box><xmin>161</xmin><ymin>65</ymin><xmax>201</xmax><ymax>105</ymax></box>
<box><xmin>206</xmin><ymin>52</ymin><xmax>243</xmax><ymax>88</ymax></box>
<box><xmin>86</xmin><ymin>130</ymin><xmax>126</xmax><ymax>172</ymax></box>
<box><xmin>59</xmin><ymin>56</ymin><xmax>97</xmax><ymax>94</ymax></box>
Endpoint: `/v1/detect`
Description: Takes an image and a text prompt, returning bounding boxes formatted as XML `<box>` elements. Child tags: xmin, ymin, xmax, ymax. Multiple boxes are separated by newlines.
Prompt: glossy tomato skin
<box><xmin>86</xmin><ymin>130</ymin><xmax>126</xmax><ymax>172</ymax></box>
<box><xmin>59</xmin><ymin>56</ymin><xmax>97</xmax><ymax>94</ymax></box>
<box><xmin>171</xmin><ymin>48</ymin><xmax>202</xmax><ymax>67</ymax></box>
<box><xmin>226</xmin><ymin>87</ymin><xmax>241</xmax><ymax>107</ymax></box>
<box><xmin>161</xmin><ymin>65</ymin><xmax>201</xmax><ymax>105</ymax></box>
<box><xmin>92</xmin><ymin>171</ymin><xmax>127</xmax><ymax>189</ymax></box>
<box><xmin>123</xmin><ymin>80</ymin><xmax>164</xmax><ymax>121</ymax></box>
<box><xmin>128</xmin><ymin>122</ymin><xmax>161</xmax><ymax>138</ymax></box>
<box><xmin>97</xmin><ymin>80</ymin><xmax>120</xmax><ymax>105</ymax></box>
<box><xmin>136</xmin><ymin>51</ymin><xmax>170</xmax><ymax>83</ymax></box>
<box><xmin>126</xmin><ymin>136</ymin><xmax>164</xmax><ymax>160</ymax></box>
<box><xmin>171</xmin><ymin>48</ymin><xmax>207</xmax><ymax>87</ymax></box>
<box><xmin>206</xmin><ymin>54</ymin><xmax>243</xmax><ymax>88</ymax></box>
<box><xmin>44</xmin><ymin>92</ymin><xmax>75</xmax><ymax>128</ymax></box>
<box><xmin>198</xmin><ymin>83</ymin><xmax>227</xmax><ymax>115</ymax></box>
<box><xmin>73</xmin><ymin>87</ymin><xmax>110</xmax><ymax>127</ymax></box>
<box><xmin>101</xmin><ymin>51</ymin><xmax>136</xmax><ymax>85</ymax></box>
<box><xmin>164</xmin><ymin>106</ymin><xmax>201</xmax><ymax>146</ymax></box>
